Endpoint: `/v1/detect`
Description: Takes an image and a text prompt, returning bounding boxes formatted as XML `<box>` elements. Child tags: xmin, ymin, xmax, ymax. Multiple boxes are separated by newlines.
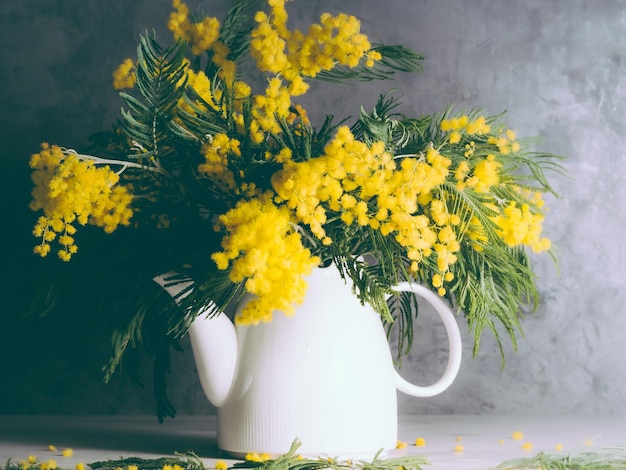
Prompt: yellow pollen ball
<box><xmin>215</xmin><ymin>460</ymin><xmax>228</xmax><ymax>470</ymax></box>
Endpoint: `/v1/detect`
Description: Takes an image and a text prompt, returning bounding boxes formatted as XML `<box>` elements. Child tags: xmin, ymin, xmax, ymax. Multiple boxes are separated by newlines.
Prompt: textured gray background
<box><xmin>1</xmin><ymin>0</ymin><xmax>625</xmax><ymax>417</ymax></box>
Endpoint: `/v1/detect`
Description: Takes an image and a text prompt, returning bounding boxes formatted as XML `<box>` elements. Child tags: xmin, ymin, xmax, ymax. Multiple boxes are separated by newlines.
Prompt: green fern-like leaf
<box><xmin>119</xmin><ymin>34</ymin><xmax>188</xmax><ymax>162</ymax></box>
<box><xmin>314</xmin><ymin>44</ymin><xmax>423</xmax><ymax>84</ymax></box>
<box><xmin>497</xmin><ymin>446</ymin><xmax>626</xmax><ymax>470</ymax></box>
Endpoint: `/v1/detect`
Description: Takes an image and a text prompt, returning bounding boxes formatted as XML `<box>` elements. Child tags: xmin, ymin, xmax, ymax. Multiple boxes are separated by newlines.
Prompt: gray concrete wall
<box><xmin>1</xmin><ymin>0</ymin><xmax>625</xmax><ymax>416</ymax></box>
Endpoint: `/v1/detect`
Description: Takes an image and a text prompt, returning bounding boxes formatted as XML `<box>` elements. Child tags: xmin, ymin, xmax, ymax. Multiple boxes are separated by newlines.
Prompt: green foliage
<box><xmin>89</xmin><ymin>453</ymin><xmax>206</xmax><ymax>470</ymax></box>
<box><xmin>314</xmin><ymin>44</ymin><xmax>423</xmax><ymax>84</ymax></box>
<box><xmin>5</xmin><ymin>445</ymin><xmax>626</xmax><ymax>470</ymax></box>
<box><xmin>121</xmin><ymin>35</ymin><xmax>188</xmax><ymax>162</ymax></box>
<box><xmin>1</xmin><ymin>442</ymin><xmax>429</xmax><ymax>470</ymax></box>
<box><xmin>346</xmin><ymin>96</ymin><xmax>564</xmax><ymax>364</ymax></box>
<box><xmin>233</xmin><ymin>440</ymin><xmax>428</xmax><ymax>470</ymax></box>
<box><xmin>497</xmin><ymin>446</ymin><xmax>626</xmax><ymax>470</ymax></box>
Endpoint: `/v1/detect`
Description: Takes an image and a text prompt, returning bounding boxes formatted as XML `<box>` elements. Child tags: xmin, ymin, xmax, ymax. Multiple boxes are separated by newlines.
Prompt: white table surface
<box><xmin>1</xmin><ymin>415</ymin><xmax>624</xmax><ymax>470</ymax></box>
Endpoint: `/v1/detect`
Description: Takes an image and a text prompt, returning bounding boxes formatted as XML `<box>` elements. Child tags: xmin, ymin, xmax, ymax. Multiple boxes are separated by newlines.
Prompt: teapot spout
<box><xmin>187</xmin><ymin>310</ymin><xmax>237</xmax><ymax>407</ymax></box>
<box><xmin>153</xmin><ymin>273</ymin><xmax>237</xmax><ymax>408</ymax></box>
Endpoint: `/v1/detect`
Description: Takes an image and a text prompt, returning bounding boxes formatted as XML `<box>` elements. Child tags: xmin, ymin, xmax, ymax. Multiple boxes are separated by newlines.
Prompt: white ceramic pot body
<box><xmin>163</xmin><ymin>266</ymin><xmax>462</xmax><ymax>459</ymax></box>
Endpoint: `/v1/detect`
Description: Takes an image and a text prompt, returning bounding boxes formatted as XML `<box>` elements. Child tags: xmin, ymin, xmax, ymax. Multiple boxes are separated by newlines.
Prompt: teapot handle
<box><xmin>391</xmin><ymin>282</ymin><xmax>462</xmax><ymax>397</ymax></box>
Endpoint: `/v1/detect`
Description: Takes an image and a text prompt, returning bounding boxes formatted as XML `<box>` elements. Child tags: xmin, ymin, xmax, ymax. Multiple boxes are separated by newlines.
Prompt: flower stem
<box><xmin>63</xmin><ymin>148</ymin><xmax>167</xmax><ymax>175</ymax></box>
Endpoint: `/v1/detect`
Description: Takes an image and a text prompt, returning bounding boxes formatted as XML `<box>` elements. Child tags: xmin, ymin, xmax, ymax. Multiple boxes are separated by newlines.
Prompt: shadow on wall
<box><xmin>0</xmin><ymin>0</ymin><xmax>221</xmax><ymax>417</ymax></box>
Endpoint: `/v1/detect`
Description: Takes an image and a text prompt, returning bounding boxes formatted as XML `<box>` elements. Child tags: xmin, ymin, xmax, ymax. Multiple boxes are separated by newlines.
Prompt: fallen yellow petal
<box><xmin>555</xmin><ymin>443</ymin><xmax>563</xmax><ymax>451</ymax></box>
<box><xmin>215</xmin><ymin>460</ymin><xmax>228</xmax><ymax>470</ymax></box>
<box><xmin>245</xmin><ymin>453</ymin><xmax>261</xmax><ymax>462</ymax></box>
<box><xmin>396</xmin><ymin>440</ymin><xmax>408</xmax><ymax>449</ymax></box>
<box><xmin>454</xmin><ymin>444</ymin><xmax>464</xmax><ymax>452</ymax></box>
<box><xmin>415</xmin><ymin>437</ymin><xmax>426</xmax><ymax>447</ymax></box>
<box><xmin>61</xmin><ymin>449</ymin><xmax>73</xmax><ymax>458</ymax></box>
<box><xmin>522</xmin><ymin>442</ymin><xmax>533</xmax><ymax>451</ymax></box>
<box><xmin>512</xmin><ymin>431</ymin><xmax>524</xmax><ymax>440</ymax></box>
<box><xmin>42</xmin><ymin>460</ymin><xmax>57</xmax><ymax>470</ymax></box>
<box><xmin>47</xmin><ymin>446</ymin><xmax>57</xmax><ymax>452</ymax></box>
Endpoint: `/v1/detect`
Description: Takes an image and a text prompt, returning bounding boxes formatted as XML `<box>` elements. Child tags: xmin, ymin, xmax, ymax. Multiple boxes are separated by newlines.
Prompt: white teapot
<box><xmin>156</xmin><ymin>265</ymin><xmax>462</xmax><ymax>458</ymax></box>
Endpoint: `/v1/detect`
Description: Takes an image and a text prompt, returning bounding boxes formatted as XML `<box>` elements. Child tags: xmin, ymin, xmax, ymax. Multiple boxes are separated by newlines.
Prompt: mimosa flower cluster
<box><xmin>211</xmin><ymin>196</ymin><xmax>320</xmax><ymax>324</ymax></box>
<box><xmin>30</xmin><ymin>143</ymin><xmax>133</xmax><ymax>261</ymax></box>
<box><xmin>29</xmin><ymin>0</ymin><xmax>562</xmax><ymax>377</ymax></box>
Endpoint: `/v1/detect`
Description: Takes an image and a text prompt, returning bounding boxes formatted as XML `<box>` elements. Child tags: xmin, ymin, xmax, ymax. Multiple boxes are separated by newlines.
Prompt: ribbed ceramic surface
<box><xmin>215</xmin><ymin>267</ymin><xmax>399</xmax><ymax>457</ymax></box>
